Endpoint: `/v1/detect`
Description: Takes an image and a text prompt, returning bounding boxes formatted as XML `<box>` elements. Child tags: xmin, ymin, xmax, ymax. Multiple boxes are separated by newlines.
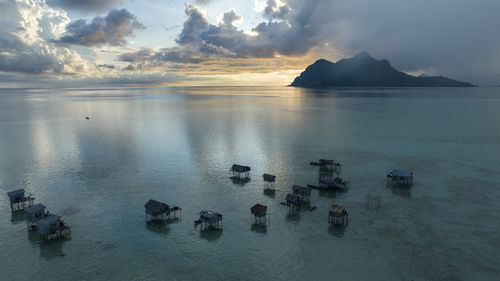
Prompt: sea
<box><xmin>0</xmin><ymin>86</ymin><xmax>499</xmax><ymax>281</ymax></box>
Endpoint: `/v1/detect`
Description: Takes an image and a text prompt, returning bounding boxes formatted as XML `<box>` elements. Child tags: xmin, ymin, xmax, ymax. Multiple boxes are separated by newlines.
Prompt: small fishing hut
<box><xmin>250</xmin><ymin>203</ymin><xmax>268</xmax><ymax>224</ymax></box>
<box><xmin>36</xmin><ymin>215</ymin><xmax>71</xmax><ymax>241</ymax></box>
<box><xmin>292</xmin><ymin>185</ymin><xmax>311</xmax><ymax>202</ymax></box>
<box><xmin>7</xmin><ymin>189</ymin><xmax>35</xmax><ymax>211</ymax></box>
<box><xmin>387</xmin><ymin>170</ymin><xmax>413</xmax><ymax>186</ymax></box>
<box><xmin>319</xmin><ymin>175</ymin><xmax>350</xmax><ymax>191</ymax></box>
<box><xmin>195</xmin><ymin>210</ymin><xmax>222</xmax><ymax>230</ymax></box>
<box><xmin>144</xmin><ymin>199</ymin><xmax>181</xmax><ymax>221</ymax></box>
<box><xmin>328</xmin><ymin>205</ymin><xmax>348</xmax><ymax>226</ymax></box>
<box><xmin>285</xmin><ymin>194</ymin><xmax>301</xmax><ymax>212</ymax></box>
<box><xmin>319</xmin><ymin>159</ymin><xmax>342</xmax><ymax>173</ymax></box>
<box><xmin>24</xmin><ymin>203</ymin><xmax>48</xmax><ymax>230</ymax></box>
<box><xmin>230</xmin><ymin>164</ymin><xmax>251</xmax><ymax>179</ymax></box>
<box><xmin>262</xmin><ymin>173</ymin><xmax>276</xmax><ymax>189</ymax></box>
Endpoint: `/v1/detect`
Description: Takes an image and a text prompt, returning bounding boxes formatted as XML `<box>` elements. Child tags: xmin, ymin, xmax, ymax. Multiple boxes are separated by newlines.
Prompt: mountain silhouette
<box><xmin>290</xmin><ymin>52</ymin><xmax>476</xmax><ymax>87</ymax></box>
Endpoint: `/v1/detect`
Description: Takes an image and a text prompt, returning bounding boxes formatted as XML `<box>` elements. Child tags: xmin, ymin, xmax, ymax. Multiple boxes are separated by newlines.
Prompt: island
<box><xmin>290</xmin><ymin>52</ymin><xmax>476</xmax><ymax>88</ymax></box>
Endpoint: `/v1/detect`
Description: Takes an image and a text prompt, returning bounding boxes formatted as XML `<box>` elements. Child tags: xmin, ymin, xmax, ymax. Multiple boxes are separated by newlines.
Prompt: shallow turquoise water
<box><xmin>0</xmin><ymin>87</ymin><xmax>499</xmax><ymax>281</ymax></box>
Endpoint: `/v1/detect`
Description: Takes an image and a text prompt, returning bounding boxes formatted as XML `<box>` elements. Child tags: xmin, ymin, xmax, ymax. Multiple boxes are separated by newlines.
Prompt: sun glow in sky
<box><xmin>1</xmin><ymin>0</ymin><xmax>500</xmax><ymax>87</ymax></box>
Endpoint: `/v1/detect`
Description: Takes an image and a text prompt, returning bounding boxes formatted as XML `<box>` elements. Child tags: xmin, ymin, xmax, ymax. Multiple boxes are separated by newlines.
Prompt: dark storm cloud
<box><xmin>171</xmin><ymin>0</ymin><xmax>500</xmax><ymax>84</ymax></box>
<box><xmin>47</xmin><ymin>0</ymin><xmax>123</xmax><ymax>12</ymax></box>
<box><xmin>176</xmin><ymin>4</ymin><xmax>209</xmax><ymax>45</ymax></box>
<box><xmin>57</xmin><ymin>9</ymin><xmax>144</xmax><ymax>46</ymax></box>
<box><xmin>116</xmin><ymin>1</ymin><xmax>328</xmax><ymax>70</ymax></box>
<box><xmin>173</xmin><ymin>1</ymin><xmax>327</xmax><ymax>58</ymax></box>
<box><xmin>317</xmin><ymin>0</ymin><xmax>500</xmax><ymax>83</ymax></box>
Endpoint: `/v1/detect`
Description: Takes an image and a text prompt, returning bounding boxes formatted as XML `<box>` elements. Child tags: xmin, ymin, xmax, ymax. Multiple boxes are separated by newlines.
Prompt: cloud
<box><xmin>4</xmin><ymin>0</ymin><xmax>500</xmax><ymax>86</ymax></box>
<box><xmin>166</xmin><ymin>0</ymin><xmax>500</xmax><ymax>84</ymax></box>
<box><xmin>0</xmin><ymin>71</ymin><xmax>201</xmax><ymax>88</ymax></box>
<box><xmin>194</xmin><ymin>0</ymin><xmax>215</xmax><ymax>5</ymax></box>
<box><xmin>220</xmin><ymin>9</ymin><xmax>242</xmax><ymax>29</ymax></box>
<box><xmin>119</xmin><ymin>48</ymin><xmax>154</xmax><ymax>62</ymax></box>
<box><xmin>57</xmin><ymin>9</ymin><xmax>144</xmax><ymax>46</ymax></box>
<box><xmin>0</xmin><ymin>0</ymin><xmax>91</xmax><ymax>75</ymax></box>
<box><xmin>119</xmin><ymin>47</ymin><xmax>206</xmax><ymax>64</ymax></box>
<box><xmin>47</xmin><ymin>0</ymin><xmax>123</xmax><ymax>12</ymax></box>
<box><xmin>97</xmin><ymin>64</ymin><xmax>115</xmax><ymax>69</ymax></box>
<box><xmin>263</xmin><ymin>0</ymin><xmax>290</xmax><ymax>20</ymax></box>
<box><xmin>115</xmin><ymin>2</ymin><xmax>326</xmax><ymax>74</ymax></box>
<box><xmin>311</xmin><ymin>0</ymin><xmax>500</xmax><ymax>83</ymax></box>
<box><xmin>176</xmin><ymin>4</ymin><xmax>209</xmax><ymax>45</ymax></box>
<box><xmin>178</xmin><ymin>1</ymin><xmax>329</xmax><ymax>58</ymax></box>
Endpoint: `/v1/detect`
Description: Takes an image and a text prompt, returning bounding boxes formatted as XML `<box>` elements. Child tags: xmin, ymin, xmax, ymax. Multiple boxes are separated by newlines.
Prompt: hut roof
<box><xmin>319</xmin><ymin>175</ymin><xmax>335</xmax><ymax>183</ymax></box>
<box><xmin>7</xmin><ymin>189</ymin><xmax>25</xmax><ymax>198</ymax></box>
<box><xmin>144</xmin><ymin>199</ymin><xmax>169</xmax><ymax>214</ymax></box>
<box><xmin>37</xmin><ymin>214</ymin><xmax>62</xmax><ymax>226</ymax></box>
<box><xmin>390</xmin><ymin>170</ymin><xmax>412</xmax><ymax>177</ymax></box>
<box><xmin>262</xmin><ymin>173</ymin><xmax>276</xmax><ymax>182</ymax></box>
<box><xmin>200</xmin><ymin>210</ymin><xmax>221</xmax><ymax>218</ymax></box>
<box><xmin>319</xmin><ymin>159</ymin><xmax>334</xmax><ymax>164</ymax></box>
<box><xmin>24</xmin><ymin>203</ymin><xmax>46</xmax><ymax>215</ymax></box>
<box><xmin>292</xmin><ymin>185</ymin><xmax>311</xmax><ymax>196</ymax></box>
<box><xmin>230</xmin><ymin>164</ymin><xmax>251</xmax><ymax>173</ymax></box>
<box><xmin>330</xmin><ymin>204</ymin><xmax>345</xmax><ymax>214</ymax></box>
<box><xmin>285</xmin><ymin>194</ymin><xmax>300</xmax><ymax>204</ymax></box>
<box><xmin>250</xmin><ymin>203</ymin><xmax>267</xmax><ymax>214</ymax></box>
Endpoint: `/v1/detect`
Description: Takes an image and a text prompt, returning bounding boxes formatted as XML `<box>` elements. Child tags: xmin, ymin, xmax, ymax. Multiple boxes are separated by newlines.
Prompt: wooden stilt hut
<box><xmin>7</xmin><ymin>189</ymin><xmax>35</xmax><ymax>211</ymax></box>
<box><xmin>250</xmin><ymin>203</ymin><xmax>268</xmax><ymax>224</ymax></box>
<box><xmin>36</xmin><ymin>215</ymin><xmax>71</xmax><ymax>241</ymax></box>
<box><xmin>230</xmin><ymin>164</ymin><xmax>251</xmax><ymax>180</ymax></box>
<box><xmin>319</xmin><ymin>175</ymin><xmax>350</xmax><ymax>191</ymax></box>
<box><xmin>292</xmin><ymin>185</ymin><xmax>311</xmax><ymax>202</ymax></box>
<box><xmin>262</xmin><ymin>173</ymin><xmax>276</xmax><ymax>189</ymax></box>
<box><xmin>387</xmin><ymin>170</ymin><xmax>413</xmax><ymax>187</ymax></box>
<box><xmin>285</xmin><ymin>194</ymin><xmax>301</xmax><ymax>212</ymax></box>
<box><xmin>319</xmin><ymin>159</ymin><xmax>342</xmax><ymax>173</ymax></box>
<box><xmin>24</xmin><ymin>203</ymin><xmax>48</xmax><ymax>230</ymax></box>
<box><xmin>144</xmin><ymin>199</ymin><xmax>181</xmax><ymax>222</ymax></box>
<box><xmin>195</xmin><ymin>210</ymin><xmax>222</xmax><ymax>230</ymax></box>
<box><xmin>328</xmin><ymin>205</ymin><xmax>348</xmax><ymax>226</ymax></box>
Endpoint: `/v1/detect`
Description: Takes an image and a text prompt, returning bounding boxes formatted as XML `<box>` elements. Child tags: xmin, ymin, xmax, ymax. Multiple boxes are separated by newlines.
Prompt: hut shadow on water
<box><xmin>250</xmin><ymin>224</ymin><xmax>267</xmax><ymax>234</ymax></box>
<box><xmin>286</xmin><ymin>212</ymin><xmax>300</xmax><ymax>223</ymax></box>
<box><xmin>390</xmin><ymin>186</ymin><xmax>412</xmax><ymax>199</ymax></box>
<box><xmin>146</xmin><ymin>221</ymin><xmax>172</xmax><ymax>237</ymax></box>
<box><xmin>328</xmin><ymin>225</ymin><xmax>346</xmax><ymax>238</ymax></box>
<box><xmin>263</xmin><ymin>188</ymin><xmax>275</xmax><ymax>198</ymax></box>
<box><xmin>28</xmin><ymin>230</ymin><xmax>42</xmax><ymax>243</ymax></box>
<box><xmin>10</xmin><ymin>211</ymin><xmax>26</xmax><ymax>224</ymax></box>
<box><xmin>39</xmin><ymin>240</ymin><xmax>67</xmax><ymax>260</ymax></box>
<box><xmin>230</xmin><ymin>177</ymin><xmax>251</xmax><ymax>187</ymax></box>
<box><xmin>199</xmin><ymin>229</ymin><xmax>223</xmax><ymax>242</ymax></box>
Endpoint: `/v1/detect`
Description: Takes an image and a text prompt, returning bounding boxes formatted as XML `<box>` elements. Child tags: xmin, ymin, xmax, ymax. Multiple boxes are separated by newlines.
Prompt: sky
<box><xmin>1</xmin><ymin>0</ymin><xmax>500</xmax><ymax>87</ymax></box>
